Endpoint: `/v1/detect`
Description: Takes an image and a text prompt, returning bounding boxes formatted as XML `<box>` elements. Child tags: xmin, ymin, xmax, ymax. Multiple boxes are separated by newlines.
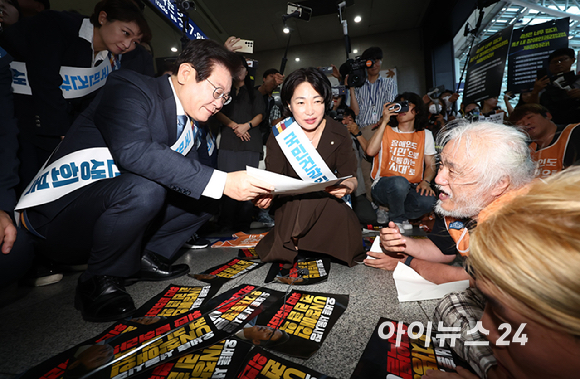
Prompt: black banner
<box><xmin>249</xmin><ymin>290</ymin><xmax>349</xmax><ymax>359</ymax></box>
<box><xmin>463</xmin><ymin>26</ymin><xmax>513</xmax><ymax>104</ymax></box>
<box><xmin>141</xmin><ymin>338</ymin><xmax>253</xmax><ymax>379</ymax></box>
<box><xmin>351</xmin><ymin>318</ymin><xmax>467</xmax><ymax>378</ymax></box>
<box><xmin>190</xmin><ymin>258</ymin><xmax>265</xmax><ymax>285</ymax></box>
<box><xmin>20</xmin><ymin>285</ymin><xmax>282</xmax><ymax>379</ymax></box>
<box><xmin>507</xmin><ymin>18</ymin><xmax>569</xmax><ymax>93</ymax></box>
<box><xmin>236</xmin><ymin>347</ymin><xmax>337</xmax><ymax>379</ymax></box>
<box><xmin>265</xmin><ymin>258</ymin><xmax>331</xmax><ymax>285</ymax></box>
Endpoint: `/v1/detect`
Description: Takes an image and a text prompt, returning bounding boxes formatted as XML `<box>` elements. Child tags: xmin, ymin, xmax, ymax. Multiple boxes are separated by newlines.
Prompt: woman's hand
<box><xmin>325</xmin><ymin>178</ymin><xmax>356</xmax><ymax>199</ymax></box>
<box><xmin>253</xmin><ymin>194</ymin><xmax>273</xmax><ymax>209</ymax></box>
<box><xmin>234</xmin><ymin>122</ymin><xmax>251</xmax><ymax>141</ymax></box>
<box><xmin>224</xmin><ymin>36</ymin><xmax>241</xmax><ymax>52</ymax></box>
<box><xmin>382</xmin><ymin>102</ymin><xmax>398</xmax><ymax>120</ymax></box>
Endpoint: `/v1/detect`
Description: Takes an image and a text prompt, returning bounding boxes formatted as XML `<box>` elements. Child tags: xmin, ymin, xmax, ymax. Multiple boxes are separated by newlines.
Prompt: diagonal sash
<box><xmin>272</xmin><ymin>117</ymin><xmax>336</xmax><ymax>183</ymax></box>
<box><xmin>16</xmin><ymin>125</ymin><xmax>195</xmax><ymax>211</ymax></box>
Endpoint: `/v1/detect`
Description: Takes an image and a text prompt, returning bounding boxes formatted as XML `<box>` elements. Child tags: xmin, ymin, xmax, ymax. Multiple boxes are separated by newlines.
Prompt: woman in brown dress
<box><xmin>254</xmin><ymin>67</ymin><xmax>365</xmax><ymax>267</ymax></box>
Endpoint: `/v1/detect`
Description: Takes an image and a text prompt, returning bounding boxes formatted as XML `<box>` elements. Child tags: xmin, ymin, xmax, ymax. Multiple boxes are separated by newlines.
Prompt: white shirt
<box><xmin>78</xmin><ymin>18</ymin><xmax>109</xmax><ymax>67</ymax></box>
<box><xmin>168</xmin><ymin>77</ymin><xmax>227</xmax><ymax>199</ymax></box>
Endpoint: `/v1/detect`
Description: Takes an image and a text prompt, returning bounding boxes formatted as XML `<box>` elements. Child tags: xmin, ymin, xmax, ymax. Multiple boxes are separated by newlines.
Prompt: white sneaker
<box><xmin>401</xmin><ymin>220</ymin><xmax>413</xmax><ymax>230</ymax></box>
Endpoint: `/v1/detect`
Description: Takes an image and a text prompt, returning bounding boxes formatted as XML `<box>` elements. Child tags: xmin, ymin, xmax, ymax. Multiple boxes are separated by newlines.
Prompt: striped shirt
<box><xmin>354</xmin><ymin>76</ymin><xmax>398</xmax><ymax>127</ymax></box>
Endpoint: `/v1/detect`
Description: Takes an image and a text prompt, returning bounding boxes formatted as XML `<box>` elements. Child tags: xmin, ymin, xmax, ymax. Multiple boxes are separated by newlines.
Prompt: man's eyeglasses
<box><xmin>206</xmin><ymin>78</ymin><xmax>231</xmax><ymax>105</ymax></box>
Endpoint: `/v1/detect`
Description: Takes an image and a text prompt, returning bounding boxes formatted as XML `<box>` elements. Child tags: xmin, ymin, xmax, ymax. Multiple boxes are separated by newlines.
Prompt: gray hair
<box><xmin>436</xmin><ymin>120</ymin><xmax>536</xmax><ymax>192</ymax></box>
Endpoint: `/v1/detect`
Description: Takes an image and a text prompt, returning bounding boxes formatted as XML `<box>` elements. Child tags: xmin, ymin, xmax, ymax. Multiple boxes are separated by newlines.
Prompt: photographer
<box><xmin>537</xmin><ymin>48</ymin><xmax>580</xmax><ymax>125</ymax></box>
<box><xmin>348</xmin><ymin>47</ymin><xmax>398</xmax><ymax>203</ymax></box>
<box><xmin>365</xmin><ymin>92</ymin><xmax>436</xmax><ymax>229</ymax></box>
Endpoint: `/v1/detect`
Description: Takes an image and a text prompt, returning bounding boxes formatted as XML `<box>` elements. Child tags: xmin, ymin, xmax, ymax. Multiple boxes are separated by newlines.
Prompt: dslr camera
<box><xmin>343</xmin><ymin>57</ymin><xmax>374</xmax><ymax>88</ymax></box>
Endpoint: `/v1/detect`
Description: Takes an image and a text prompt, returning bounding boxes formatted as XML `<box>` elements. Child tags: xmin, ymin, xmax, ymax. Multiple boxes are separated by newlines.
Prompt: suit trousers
<box><xmin>27</xmin><ymin>173</ymin><xmax>211</xmax><ymax>278</ymax></box>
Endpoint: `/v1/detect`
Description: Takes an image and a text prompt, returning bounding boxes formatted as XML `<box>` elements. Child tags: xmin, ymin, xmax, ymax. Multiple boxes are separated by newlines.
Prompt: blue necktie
<box><xmin>176</xmin><ymin>115</ymin><xmax>188</xmax><ymax>136</ymax></box>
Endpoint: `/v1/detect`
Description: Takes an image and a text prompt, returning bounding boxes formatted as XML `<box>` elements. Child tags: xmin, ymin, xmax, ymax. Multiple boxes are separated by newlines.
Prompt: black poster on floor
<box><xmin>248</xmin><ymin>290</ymin><xmax>349</xmax><ymax>359</ymax></box>
<box><xmin>463</xmin><ymin>26</ymin><xmax>513</xmax><ymax>104</ymax></box>
<box><xmin>236</xmin><ymin>347</ymin><xmax>337</xmax><ymax>379</ymax></box>
<box><xmin>507</xmin><ymin>18</ymin><xmax>569</xmax><ymax>93</ymax></box>
<box><xmin>20</xmin><ymin>285</ymin><xmax>283</xmax><ymax>379</ymax></box>
<box><xmin>350</xmin><ymin>318</ymin><xmax>466</xmax><ymax>379</ymax></box>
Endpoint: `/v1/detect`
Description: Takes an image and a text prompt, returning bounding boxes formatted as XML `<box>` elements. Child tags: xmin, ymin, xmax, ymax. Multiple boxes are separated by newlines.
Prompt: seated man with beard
<box><xmin>365</xmin><ymin>121</ymin><xmax>536</xmax><ymax>284</ymax></box>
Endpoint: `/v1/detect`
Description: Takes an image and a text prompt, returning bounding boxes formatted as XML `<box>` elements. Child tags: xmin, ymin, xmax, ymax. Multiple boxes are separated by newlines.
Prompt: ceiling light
<box><xmin>353</xmin><ymin>49</ymin><xmax>358</xmax><ymax>54</ymax></box>
<box><xmin>171</xmin><ymin>47</ymin><xmax>178</xmax><ymax>52</ymax></box>
<box><xmin>354</xmin><ymin>15</ymin><xmax>361</xmax><ymax>23</ymax></box>
<box><xmin>283</xmin><ymin>26</ymin><xmax>290</xmax><ymax>34</ymax></box>
<box><xmin>295</xmin><ymin>57</ymin><xmax>300</xmax><ymax>62</ymax></box>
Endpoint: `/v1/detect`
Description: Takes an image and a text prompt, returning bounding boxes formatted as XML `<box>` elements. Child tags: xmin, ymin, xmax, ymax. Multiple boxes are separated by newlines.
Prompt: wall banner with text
<box><xmin>507</xmin><ymin>18</ymin><xmax>569</xmax><ymax>93</ymax></box>
<box><xmin>463</xmin><ymin>25</ymin><xmax>513</xmax><ymax>104</ymax></box>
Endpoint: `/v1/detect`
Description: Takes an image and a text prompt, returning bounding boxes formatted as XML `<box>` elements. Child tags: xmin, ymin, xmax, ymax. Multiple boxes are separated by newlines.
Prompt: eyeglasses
<box><xmin>205</xmin><ymin>78</ymin><xmax>231</xmax><ymax>105</ymax></box>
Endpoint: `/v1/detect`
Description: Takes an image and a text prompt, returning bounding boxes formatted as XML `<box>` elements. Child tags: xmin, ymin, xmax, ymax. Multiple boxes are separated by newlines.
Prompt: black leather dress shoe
<box><xmin>124</xmin><ymin>251</ymin><xmax>189</xmax><ymax>286</ymax></box>
<box><xmin>75</xmin><ymin>275</ymin><xmax>136</xmax><ymax>322</ymax></box>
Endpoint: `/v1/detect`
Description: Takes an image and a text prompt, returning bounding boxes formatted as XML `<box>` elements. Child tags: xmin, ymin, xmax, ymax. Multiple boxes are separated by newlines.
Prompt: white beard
<box><xmin>434</xmin><ymin>186</ymin><xmax>488</xmax><ymax>219</ymax></box>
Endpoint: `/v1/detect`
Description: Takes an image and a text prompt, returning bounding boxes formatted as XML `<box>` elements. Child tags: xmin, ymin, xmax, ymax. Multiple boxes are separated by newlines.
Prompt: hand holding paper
<box><xmin>246</xmin><ymin>166</ymin><xmax>352</xmax><ymax>196</ymax></box>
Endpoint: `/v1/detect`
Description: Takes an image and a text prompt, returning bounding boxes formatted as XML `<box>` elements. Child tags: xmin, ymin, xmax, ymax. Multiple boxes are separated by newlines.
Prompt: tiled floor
<box><xmin>0</xmin><ymin>226</ymin><xmax>440</xmax><ymax>379</ymax></box>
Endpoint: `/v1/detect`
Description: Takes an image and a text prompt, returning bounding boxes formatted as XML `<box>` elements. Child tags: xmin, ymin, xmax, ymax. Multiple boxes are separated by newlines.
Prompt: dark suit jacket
<box><xmin>29</xmin><ymin>70</ymin><xmax>215</xmax><ymax>226</ymax></box>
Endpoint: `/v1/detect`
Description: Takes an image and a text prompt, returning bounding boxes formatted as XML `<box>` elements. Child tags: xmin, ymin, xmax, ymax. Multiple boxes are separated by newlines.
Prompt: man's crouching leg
<box><xmin>28</xmin><ymin>174</ymin><xmax>173</xmax><ymax>322</ymax></box>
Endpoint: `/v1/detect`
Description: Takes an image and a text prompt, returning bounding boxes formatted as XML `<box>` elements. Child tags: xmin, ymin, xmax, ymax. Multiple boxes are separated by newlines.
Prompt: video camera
<box><xmin>343</xmin><ymin>57</ymin><xmax>374</xmax><ymax>88</ymax></box>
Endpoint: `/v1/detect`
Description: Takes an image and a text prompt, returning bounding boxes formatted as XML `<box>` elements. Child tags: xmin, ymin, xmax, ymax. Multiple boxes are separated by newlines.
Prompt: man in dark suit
<box><xmin>17</xmin><ymin>39</ymin><xmax>273</xmax><ymax>322</ymax></box>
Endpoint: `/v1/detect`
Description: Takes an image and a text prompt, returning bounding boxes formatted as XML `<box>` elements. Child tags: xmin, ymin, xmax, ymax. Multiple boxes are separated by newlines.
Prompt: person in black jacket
<box><xmin>4</xmin><ymin>0</ymin><xmax>153</xmax><ymax>194</ymax></box>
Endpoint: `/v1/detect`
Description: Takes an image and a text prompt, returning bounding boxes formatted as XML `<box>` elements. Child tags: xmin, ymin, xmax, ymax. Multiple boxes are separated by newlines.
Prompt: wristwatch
<box><xmin>353</xmin><ymin>131</ymin><xmax>362</xmax><ymax>137</ymax></box>
<box><xmin>404</xmin><ymin>256</ymin><xmax>414</xmax><ymax>267</ymax></box>
<box><xmin>248</xmin><ymin>122</ymin><xmax>253</xmax><ymax>128</ymax></box>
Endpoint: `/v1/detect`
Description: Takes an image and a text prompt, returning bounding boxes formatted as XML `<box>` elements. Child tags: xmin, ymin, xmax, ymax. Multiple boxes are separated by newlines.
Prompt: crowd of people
<box><xmin>0</xmin><ymin>1</ymin><xmax>579</xmax><ymax>378</ymax></box>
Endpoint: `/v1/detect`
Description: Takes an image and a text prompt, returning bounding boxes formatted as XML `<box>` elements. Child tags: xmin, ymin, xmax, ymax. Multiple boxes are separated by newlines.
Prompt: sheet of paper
<box><xmin>247</xmin><ymin>166</ymin><xmax>352</xmax><ymax>195</ymax></box>
<box><xmin>393</xmin><ymin>262</ymin><xmax>470</xmax><ymax>302</ymax></box>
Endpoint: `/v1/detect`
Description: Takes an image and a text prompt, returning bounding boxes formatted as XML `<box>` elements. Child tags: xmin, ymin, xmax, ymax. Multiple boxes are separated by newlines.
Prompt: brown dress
<box><xmin>255</xmin><ymin>117</ymin><xmax>365</xmax><ymax>267</ymax></box>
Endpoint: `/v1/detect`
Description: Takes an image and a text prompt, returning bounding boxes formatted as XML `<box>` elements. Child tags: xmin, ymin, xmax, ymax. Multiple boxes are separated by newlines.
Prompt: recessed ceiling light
<box><xmin>353</xmin><ymin>49</ymin><xmax>358</xmax><ymax>54</ymax></box>
<box><xmin>295</xmin><ymin>57</ymin><xmax>300</xmax><ymax>62</ymax></box>
<box><xmin>354</xmin><ymin>15</ymin><xmax>361</xmax><ymax>23</ymax></box>
<box><xmin>171</xmin><ymin>47</ymin><xmax>178</xmax><ymax>52</ymax></box>
<box><xmin>283</xmin><ymin>26</ymin><xmax>290</xmax><ymax>34</ymax></box>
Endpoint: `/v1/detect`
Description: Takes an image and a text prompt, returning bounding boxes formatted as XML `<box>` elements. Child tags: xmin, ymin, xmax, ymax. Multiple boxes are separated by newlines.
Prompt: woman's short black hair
<box><xmin>280</xmin><ymin>67</ymin><xmax>332</xmax><ymax>118</ymax></box>
<box><xmin>90</xmin><ymin>0</ymin><xmax>152</xmax><ymax>44</ymax></box>
<box><xmin>391</xmin><ymin>92</ymin><xmax>428</xmax><ymax>131</ymax></box>
<box><xmin>171</xmin><ymin>39</ymin><xmax>239</xmax><ymax>82</ymax></box>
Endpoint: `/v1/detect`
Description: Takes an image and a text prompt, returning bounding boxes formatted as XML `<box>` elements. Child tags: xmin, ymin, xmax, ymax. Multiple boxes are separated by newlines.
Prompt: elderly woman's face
<box><xmin>288</xmin><ymin>82</ymin><xmax>326</xmax><ymax>131</ymax></box>
<box><xmin>477</xmin><ymin>279</ymin><xmax>580</xmax><ymax>378</ymax></box>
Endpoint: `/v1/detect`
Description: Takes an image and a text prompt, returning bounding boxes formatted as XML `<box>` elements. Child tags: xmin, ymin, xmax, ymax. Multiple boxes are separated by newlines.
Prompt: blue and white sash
<box><xmin>10</xmin><ymin>57</ymin><xmax>117</xmax><ymax>99</ymax></box>
<box><xmin>16</xmin><ymin>124</ymin><xmax>195</xmax><ymax>211</ymax></box>
<box><xmin>272</xmin><ymin>117</ymin><xmax>336</xmax><ymax>183</ymax></box>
